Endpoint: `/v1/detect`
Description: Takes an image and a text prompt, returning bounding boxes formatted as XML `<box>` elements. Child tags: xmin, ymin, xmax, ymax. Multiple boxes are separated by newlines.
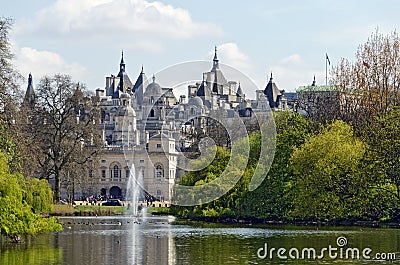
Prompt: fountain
<box><xmin>126</xmin><ymin>164</ymin><xmax>145</xmax><ymax>219</ymax></box>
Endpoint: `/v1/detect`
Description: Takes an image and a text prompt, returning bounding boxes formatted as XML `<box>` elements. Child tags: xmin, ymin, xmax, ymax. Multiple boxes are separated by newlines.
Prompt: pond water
<box><xmin>1</xmin><ymin>215</ymin><xmax>400</xmax><ymax>264</ymax></box>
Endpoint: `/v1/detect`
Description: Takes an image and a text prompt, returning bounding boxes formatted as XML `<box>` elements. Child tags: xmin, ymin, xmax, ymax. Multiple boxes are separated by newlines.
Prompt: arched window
<box><xmin>150</xmin><ymin>109</ymin><xmax>155</xmax><ymax>117</ymax></box>
<box><xmin>113</xmin><ymin>165</ymin><xmax>119</xmax><ymax>179</ymax></box>
<box><xmin>155</xmin><ymin>164</ymin><xmax>163</xmax><ymax>178</ymax></box>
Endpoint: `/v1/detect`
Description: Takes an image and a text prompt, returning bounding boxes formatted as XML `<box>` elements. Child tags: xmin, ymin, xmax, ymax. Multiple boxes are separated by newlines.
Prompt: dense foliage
<box><xmin>170</xmin><ymin>112</ymin><xmax>314</xmax><ymax>220</ymax></box>
<box><xmin>171</xmin><ymin>111</ymin><xmax>400</xmax><ymax>223</ymax></box>
<box><xmin>0</xmin><ymin>152</ymin><xmax>62</xmax><ymax>241</ymax></box>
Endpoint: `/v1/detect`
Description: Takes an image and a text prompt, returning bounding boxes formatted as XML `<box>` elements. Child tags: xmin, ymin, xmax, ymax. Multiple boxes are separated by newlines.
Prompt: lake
<box><xmin>1</xmin><ymin>215</ymin><xmax>400</xmax><ymax>264</ymax></box>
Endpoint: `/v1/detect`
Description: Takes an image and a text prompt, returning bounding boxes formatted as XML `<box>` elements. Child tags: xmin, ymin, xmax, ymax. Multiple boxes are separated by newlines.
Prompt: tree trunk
<box><xmin>54</xmin><ymin>167</ymin><xmax>61</xmax><ymax>202</ymax></box>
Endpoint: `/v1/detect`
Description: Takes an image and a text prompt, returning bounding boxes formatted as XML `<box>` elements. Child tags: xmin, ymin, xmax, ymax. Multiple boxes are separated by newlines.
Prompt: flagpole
<box><xmin>325</xmin><ymin>53</ymin><xmax>328</xmax><ymax>86</ymax></box>
<box><xmin>325</xmin><ymin>53</ymin><xmax>331</xmax><ymax>86</ymax></box>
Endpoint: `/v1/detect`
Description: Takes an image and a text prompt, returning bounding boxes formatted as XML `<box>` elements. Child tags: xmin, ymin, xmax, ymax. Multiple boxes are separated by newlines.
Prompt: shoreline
<box><xmin>50</xmin><ymin>205</ymin><xmax>400</xmax><ymax>229</ymax></box>
<box><xmin>172</xmin><ymin>216</ymin><xmax>400</xmax><ymax>229</ymax></box>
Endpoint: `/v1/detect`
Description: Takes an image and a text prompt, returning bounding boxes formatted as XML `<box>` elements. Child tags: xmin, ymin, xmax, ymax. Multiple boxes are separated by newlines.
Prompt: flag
<box><xmin>363</xmin><ymin>61</ymin><xmax>370</xmax><ymax>69</ymax></box>
<box><xmin>326</xmin><ymin>53</ymin><xmax>331</xmax><ymax>65</ymax></box>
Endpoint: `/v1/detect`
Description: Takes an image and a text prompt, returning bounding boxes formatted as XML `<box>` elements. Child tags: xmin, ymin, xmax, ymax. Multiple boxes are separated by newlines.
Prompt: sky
<box><xmin>2</xmin><ymin>0</ymin><xmax>400</xmax><ymax>97</ymax></box>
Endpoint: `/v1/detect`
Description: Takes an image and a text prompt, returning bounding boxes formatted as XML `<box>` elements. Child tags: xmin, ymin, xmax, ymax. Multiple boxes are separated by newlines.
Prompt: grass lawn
<box><xmin>51</xmin><ymin>204</ymin><xmax>125</xmax><ymax>216</ymax></box>
<box><xmin>51</xmin><ymin>204</ymin><xmax>171</xmax><ymax>216</ymax></box>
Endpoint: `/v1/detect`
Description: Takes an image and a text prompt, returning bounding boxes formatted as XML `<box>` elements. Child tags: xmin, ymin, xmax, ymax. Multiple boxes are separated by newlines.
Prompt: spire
<box><xmin>312</xmin><ymin>75</ymin><xmax>316</xmax><ymax>86</ymax></box>
<box><xmin>119</xmin><ymin>50</ymin><xmax>125</xmax><ymax>74</ymax></box>
<box><xmin>268</xmin><ymin>72</ymin><xmax>273</xmax><ymax>83</ymax></box>
<box><xmin>28</xmin><ymin>73</ymin><xmax>32</xmax><ymax>85</ymax></box>
<box><xmin>117</xmin><ymin>50</ymin><xmax>126</xmax><ymax>92</ymax></box>
<box><xmin>212</xmin><ymin>46</ymin><xmax>219</xmax><ymax>71</ymax></box>
<box><xmin>141</xmin><ymin>65</ymin><xmax>144</xmax><ymax>73</ymax></box>
<box><xmin>120</xmin><ymin>50</ymin><xmax>125</xmax><ymax>64</ymax></box>
<box><xmin>152</xmin><ymin>74</ymin><xmax>156</xmax><ymax>83</ymax></box>
<box><xmin>24</xmin><ymin>73</ymin><xmax>36</xmax><ymax>109</ymax></box>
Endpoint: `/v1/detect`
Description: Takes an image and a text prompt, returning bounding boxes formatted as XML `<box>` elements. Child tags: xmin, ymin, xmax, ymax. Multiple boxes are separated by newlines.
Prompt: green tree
<box><xmin>172</xmin><ymin>112</ymin><xmax>313</xmax><ymax>220</ymax></box>
<box><xmin>290</xmin><ymin>120</ymin><xmax>371</xmax><ymax>220</ymax></box>
<box><xmin>0</xmin><ymin>152</ymin><xmax>61</xmax><ymax>241</ymax></box>
<box><xmin>364</xmin><ymin>108</ymin><xmax>400</xmax><ymax>200</ymax></box>
<box><xmin>24</xmin><ymin>178</ymin><xmax>55</xmax><ymax>213</ymax></box>
<box><xmin>238</xmin><ymin>111</ymin><xmax>313</xmax><ymax>219</ymax></box>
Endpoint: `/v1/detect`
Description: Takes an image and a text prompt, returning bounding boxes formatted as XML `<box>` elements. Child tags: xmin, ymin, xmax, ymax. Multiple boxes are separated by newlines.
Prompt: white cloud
<box><xmin>16</xmin><ymin>47</ymin><xmax>89</xmax><ymax>82</ymax></box>
<box><xmin>208</xmin><ymin>43</ymin><xmax>252</xmax><ymax>71</ymax></box>
<box><xmin>15</xmin><ymin>0</ymin><xmax>223</xmax><ymax>40</ymax></box>
<box><xmin>279</xmin><ymin>54</ymin><xmax>302</xmax><ymax>65</ymax></box>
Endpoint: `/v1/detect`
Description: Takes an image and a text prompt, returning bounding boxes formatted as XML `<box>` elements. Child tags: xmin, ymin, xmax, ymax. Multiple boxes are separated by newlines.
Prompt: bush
<box><xmin>0</xmin><ymin>152</ymin><xmax>61</xmax><ymax>239</ymax></box>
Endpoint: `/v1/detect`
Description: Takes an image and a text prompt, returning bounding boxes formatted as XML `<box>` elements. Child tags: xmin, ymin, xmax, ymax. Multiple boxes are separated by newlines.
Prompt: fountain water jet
<box><xmin>126</xmin><ymin>164</ymin><xmax>144</xmax><ymax>218</ymax></box>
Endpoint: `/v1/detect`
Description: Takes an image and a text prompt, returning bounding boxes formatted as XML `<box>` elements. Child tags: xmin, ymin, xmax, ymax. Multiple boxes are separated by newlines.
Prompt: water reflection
<box><xmin>57</xmin><ymin>215</ymin><xmax>177</xmax><ymax>265</ymax></box>
<box><xmin>2</xmin><ymin>216</ymin><xmax>400</xmax><ymax>264</ymax></box>
<box><xmin>0</xmin><ymin>234</ymin><xmax>62</xmax><ymax>265</ymax></box>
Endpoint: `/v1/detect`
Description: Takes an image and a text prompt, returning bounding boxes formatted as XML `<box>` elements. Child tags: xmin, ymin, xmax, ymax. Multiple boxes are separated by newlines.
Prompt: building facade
<box><xmin>27</xmin><ymin>47</ymin><xmax>283</xmax><ymax>203</ymax></box>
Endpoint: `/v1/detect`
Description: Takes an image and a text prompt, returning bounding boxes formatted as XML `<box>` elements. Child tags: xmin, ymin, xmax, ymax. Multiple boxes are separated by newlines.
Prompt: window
<box><xmin>156</xmin><ymin>144</ymin><xmax>161</xmax><ymax>148</ymax></box>
<box><xmin>113</xmin><ymin>165</ymin><xmax>120</xmax><ymax>180</ymax></box>
<box><xmin>126</xmin><ymin>169</ymin><xmax>130</xmax><ymax>179</ymax></box>
<box><xmin>101</xmin><ymin>170</ymin><xmax>106</xmax><ymax>181</ymax></box>
<box><xmin>101</xmin><ymin>160</ymin><xmax>106</xmax><ymax>163</ymax></box>
<box><xmin>155</xmin><ymin>164</ymin><xmax>163</xmax><ymax>178</ymax></box>
<box><xmin>150</xmin><ymin>109</ymin><xmax>155</xmax><ymax>117</ymax></box>
<box><xmin>140</xmin><ymin>160</ymin><xmax>144</xmax><ymax>163</ymax></box>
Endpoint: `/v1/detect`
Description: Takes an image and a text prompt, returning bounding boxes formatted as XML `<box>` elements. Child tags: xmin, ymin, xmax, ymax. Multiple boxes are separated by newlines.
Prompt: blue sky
<box><xmin>2</xmin><ymin>0</ymin><xmax>400</xmax><ymax>97</ymax></box>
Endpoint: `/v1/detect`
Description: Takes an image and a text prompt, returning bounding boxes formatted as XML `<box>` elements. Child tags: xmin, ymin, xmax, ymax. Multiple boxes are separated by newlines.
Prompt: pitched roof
<box><xmin>236</xmin><ymin>82</ymin><xmax>243</xmax><ymax>97</ymax></box>
<box><xmin>263</xmin><ymin>73</ymin><xmax>281</xmax><ymax>107</ymax></box>
<box><xmin>132</xmin><ymin>66</ymin><xmax>148</xmax><ymax>94</ymax></box>
<box><xmin>197</xmin><ymin>81</ymin><xmax>211</xmax><ymax>98</ymax></box>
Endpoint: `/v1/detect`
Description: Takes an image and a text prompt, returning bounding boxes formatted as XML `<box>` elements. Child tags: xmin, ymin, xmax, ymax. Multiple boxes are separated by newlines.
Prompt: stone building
<box><xmin>93</xmin><ymin>52</ymin><xmax>178</xmax><ymax>202</ymax></box>
<box><xmin>296</xmin><ymin>77</ymin><xmax>341</xmax><ymax>122</ymax></box>
<box><xmin>26</xmin><ymin>47</ymin><xmax>279</xmax><ymax>203</ymax></box>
